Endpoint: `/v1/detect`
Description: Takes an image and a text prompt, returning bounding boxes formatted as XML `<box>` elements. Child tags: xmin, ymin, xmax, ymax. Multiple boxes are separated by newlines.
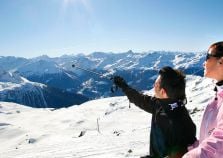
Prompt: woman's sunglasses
<box><xmin>206</xmin><ymin>53</ymin><xmax>223</xmax><ymax>61</ymax></box>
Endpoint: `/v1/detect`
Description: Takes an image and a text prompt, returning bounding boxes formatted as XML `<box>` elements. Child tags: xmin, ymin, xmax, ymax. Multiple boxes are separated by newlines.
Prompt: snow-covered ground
<box><xmin>0</xmin><ymin>75</ymin><xmax>215</xmax><ymax>158</ymax></box>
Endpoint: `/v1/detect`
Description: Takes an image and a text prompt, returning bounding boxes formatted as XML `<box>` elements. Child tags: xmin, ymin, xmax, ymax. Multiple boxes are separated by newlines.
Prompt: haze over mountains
<box><xmin>0</xmin><ymin>50</ymin><xmax>205</xmax><ymax>108</ymax></box>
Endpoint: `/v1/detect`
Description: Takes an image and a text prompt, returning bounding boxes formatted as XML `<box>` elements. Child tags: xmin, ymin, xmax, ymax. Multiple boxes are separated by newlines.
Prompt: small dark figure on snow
<box><xmin>113</xmin><ymin>66</ymin><xmax>197</xmax><ymax>158</ymax></box>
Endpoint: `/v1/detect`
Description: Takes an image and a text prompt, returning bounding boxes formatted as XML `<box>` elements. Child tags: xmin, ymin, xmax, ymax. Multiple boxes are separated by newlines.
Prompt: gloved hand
<box><xmin>113</xmin><ymin>76</ymin><xmax>128</xmax><ymax>89</ymax></box>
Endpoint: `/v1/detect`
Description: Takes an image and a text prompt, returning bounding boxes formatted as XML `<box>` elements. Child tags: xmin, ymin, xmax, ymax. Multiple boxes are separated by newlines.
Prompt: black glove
<box><xmin>113</xmin><ymin>76</ymin><xmax>128</xmax><ymax>89</ymax></box>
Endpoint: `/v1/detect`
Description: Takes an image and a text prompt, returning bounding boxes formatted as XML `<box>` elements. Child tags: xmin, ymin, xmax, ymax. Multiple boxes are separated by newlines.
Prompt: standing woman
<box><xmin>183</xmin><ymin>41</ymin><xmax>223</xmax><ymax>158</ymax></box>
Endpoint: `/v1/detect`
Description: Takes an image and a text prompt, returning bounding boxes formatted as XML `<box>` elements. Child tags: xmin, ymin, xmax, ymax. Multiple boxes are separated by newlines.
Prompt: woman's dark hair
<box><xmin>159</xmin><ymin>66</ymin><xmax>186</xmax><ymax>100</ymax></box>
<box><xmin>208</xmin><ymin>41</ymin><xmax>223</xmax><ymax>56</ymax></box>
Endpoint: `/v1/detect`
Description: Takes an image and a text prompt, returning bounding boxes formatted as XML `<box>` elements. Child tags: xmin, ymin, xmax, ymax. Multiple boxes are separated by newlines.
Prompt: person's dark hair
<box><xmin>159</xmin><ymin>66</ymin><xmax>186</xmax><ymax>100</ymax></box>
<box><xmin>208</xmin><ymin>41</ymin><xmax>223</xmax><ymax>56</ymax></box>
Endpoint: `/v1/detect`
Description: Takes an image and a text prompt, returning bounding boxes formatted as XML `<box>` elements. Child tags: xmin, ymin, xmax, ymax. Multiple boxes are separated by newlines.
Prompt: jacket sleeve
<box><xmin>122</xmin><ymin>86</ymin><xmax>157</xmax><ymax>114</ymax></box>
<box><xmin>182</xmin><ymin>118</ymin><xmax>223</xmax><ymax>158</ymax></box>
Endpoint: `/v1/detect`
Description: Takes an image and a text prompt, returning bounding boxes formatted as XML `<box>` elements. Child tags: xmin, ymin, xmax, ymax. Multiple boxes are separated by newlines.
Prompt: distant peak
<box><xmin>127</xmin><ymin>50</ymin><xmax>134</xmax><ymax>54</ymax></box>
<box><xmin>33</xmin><ymin>55</ymin><xmax>50</xmax><ymax>60</ymax></box>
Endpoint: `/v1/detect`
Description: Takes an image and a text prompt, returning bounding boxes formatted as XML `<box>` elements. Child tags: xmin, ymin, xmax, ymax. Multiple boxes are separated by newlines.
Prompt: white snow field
<box><xmin>0</xmin><ymin>75</ymin><xmax>215</xmax><ymax>158</ymax></box>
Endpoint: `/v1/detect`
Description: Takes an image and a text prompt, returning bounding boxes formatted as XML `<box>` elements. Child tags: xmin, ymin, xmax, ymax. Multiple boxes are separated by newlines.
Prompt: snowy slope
<box><xmin>0</xmin><ymin>75</ymin><xmax>215</xmax><ymax>158</ymax></box>
<box><xmin>0</xmin><ymin>69</ymin><xmax>48</xmax><ymax>107</ymax></box>
<box><xmin>0</xmin><ymin>70</ymin><xmax>88</xmax><ymax>108</ymax></box>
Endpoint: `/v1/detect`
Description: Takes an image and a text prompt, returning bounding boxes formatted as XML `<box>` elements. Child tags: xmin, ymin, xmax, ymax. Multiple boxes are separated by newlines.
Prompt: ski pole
<box><xmin>72</xmin><ymin>64</ymin><xmax>112</xmax><ymax>80</ymax></box>
<box><xmin>72</xmin><ymin>64</ymin><xmax>118</xmax><ymax>92</ymax></box>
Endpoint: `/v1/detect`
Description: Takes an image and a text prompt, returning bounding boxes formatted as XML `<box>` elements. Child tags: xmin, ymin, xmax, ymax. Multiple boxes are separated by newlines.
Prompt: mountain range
<box><xmin>0</xmin><ymin>50</ymin><xmax>206</xmax><ymax>107</ymax></box>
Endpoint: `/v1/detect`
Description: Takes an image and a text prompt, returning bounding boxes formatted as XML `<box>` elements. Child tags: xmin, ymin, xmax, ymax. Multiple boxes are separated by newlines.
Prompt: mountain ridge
<box><xmin>0</xmin><ymin>50</ymin><xmax>206</xmax><ymax>107</ymax></box>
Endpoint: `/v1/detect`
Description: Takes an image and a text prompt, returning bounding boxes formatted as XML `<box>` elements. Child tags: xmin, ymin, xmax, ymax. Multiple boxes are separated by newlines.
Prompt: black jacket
<box><xmin>122</xmin><ymin>86</ymin><xmax>197</xmax><ymax>158</ymax></box>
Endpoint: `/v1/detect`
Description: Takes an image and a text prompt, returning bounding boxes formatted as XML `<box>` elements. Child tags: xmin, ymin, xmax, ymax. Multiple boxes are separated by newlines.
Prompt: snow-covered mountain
<box><xmin>0</xmin><ymin>75</ymin><xmax>215</xmax><ymax>158</ymax></box>
<box><xmin>0</xmin><ymin>56</ymin><xmax>28</xmax><ymax>71</ymax></box>
<box><xmin>0</xmin><ymin>51</ymin><xmax>206</xmax><ymax>101</ymax></box>
<box><xmin>0</xmin><ymin>70</ymin><xmax>88</xmax><ymax>108</ymax></box>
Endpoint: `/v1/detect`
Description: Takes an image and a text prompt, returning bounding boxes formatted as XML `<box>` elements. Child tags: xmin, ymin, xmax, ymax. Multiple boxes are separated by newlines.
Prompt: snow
<box><xmin>18</xmin><ymin>60</ymin><xmax>63</xmax><ymax>76</ymax></box>
<box><xmin>0</xmin><ymin>75</ymin><xmax>215</xmax><ymax>158</ymax></box>
<box><xmin>0</xmin><ymin>70</ymin><xmax>24</xmax><ymax>84</ymax></box>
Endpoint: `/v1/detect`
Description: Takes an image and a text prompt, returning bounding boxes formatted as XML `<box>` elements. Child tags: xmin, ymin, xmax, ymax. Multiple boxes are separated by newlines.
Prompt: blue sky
<box><xmin>0</xmin><ymin>0</ymin><xmax>223</xmax><ymax>58</ymax></box>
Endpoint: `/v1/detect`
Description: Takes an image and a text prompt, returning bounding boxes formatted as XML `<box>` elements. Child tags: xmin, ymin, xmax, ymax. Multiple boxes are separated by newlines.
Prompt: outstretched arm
<box><xmin>113</xmin><ymin>76</ymin><xmax>157</xmax><ymax>113</ymax></box>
